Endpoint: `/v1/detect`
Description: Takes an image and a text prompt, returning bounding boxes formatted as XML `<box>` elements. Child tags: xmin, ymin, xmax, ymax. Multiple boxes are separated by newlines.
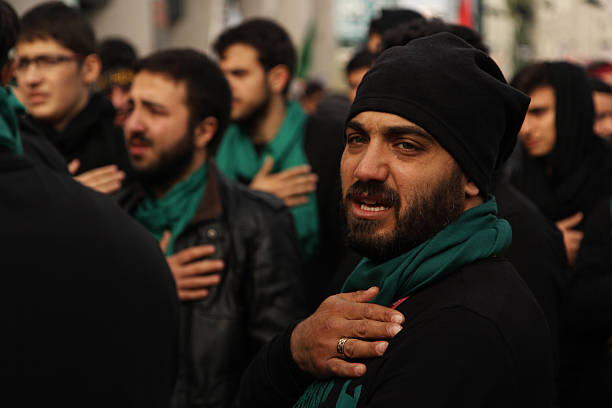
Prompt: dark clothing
<box><xmin>18</xmin><ymin>114</ymin><xmax>68</xmax><ymax>173</ymax></box>
<box><xmin>238</xmin><ymin>257</ymin><xmax>554</xmax><ymax>407</ymax></box>
<box><xmin>1</xmin><ymin>147</ymin><xmax>179</xmax><ymax>407</ymax></box>
<box><xmin>30</xmin><ymin>92</ymin><xmax>132</xmax><ymax>176</ymax></box>
<box><xmin>510</xmin><ymin>137</ymin><xmax>612</xmax><ymax>223</ymax></box>
<box><xmin>561</xmin><ymin>197</ymin><xmax>612</xmax><ymax>407</ymax></box>
<box><xmin>120</xmin><ymin>162</ymin><xmax>302</xmax><ymax>408</ymax></box>
<box><xmin>495</xmin><ymin>181</ymin><xmax>566</xmax><ymax>369</ymax></box>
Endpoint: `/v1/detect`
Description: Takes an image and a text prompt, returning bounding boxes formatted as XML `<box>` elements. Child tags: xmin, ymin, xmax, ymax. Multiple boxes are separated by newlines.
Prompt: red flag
<box><xmin>458</xmin><ymin>0</ymin><xmax>474</xmax><ymax>28</ymax></box>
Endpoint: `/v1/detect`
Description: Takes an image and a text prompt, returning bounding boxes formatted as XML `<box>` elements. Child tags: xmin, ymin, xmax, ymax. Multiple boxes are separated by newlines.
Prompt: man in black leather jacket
<box><xmin>119</xmin><ymin>48</ymin><xmax>302</xmax><ymax>408</ymax></box>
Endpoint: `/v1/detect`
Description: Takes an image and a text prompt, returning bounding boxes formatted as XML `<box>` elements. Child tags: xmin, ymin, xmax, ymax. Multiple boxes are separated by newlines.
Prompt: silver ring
<box><xmin>337</xmin><ymin>337</ymin><xmax>349</xmax><ymax>355</ymax></box>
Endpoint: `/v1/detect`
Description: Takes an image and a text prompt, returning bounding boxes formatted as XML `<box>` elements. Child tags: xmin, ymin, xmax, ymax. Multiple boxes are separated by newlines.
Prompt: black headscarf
<box><xmin>511</xmin><ymin>62</ymin><xmax>612</xmax><ymax>221</ymax></box>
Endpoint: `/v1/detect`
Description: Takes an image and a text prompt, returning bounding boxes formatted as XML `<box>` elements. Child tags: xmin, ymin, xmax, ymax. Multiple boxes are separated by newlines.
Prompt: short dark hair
<box><xmin>213</xmin><ymin>18</ymin><xmax>296</xmax><ymax>93</ymax></box>
<box><xmin>100</xmin><ymin>38</ymin><xmax>137</xmax><ymax>71</ymax></box>
<box><xmin>135</xmin><ymin>49</ymin><xmax>231</xmax><ymax>153</ymax></box>
<box><xmin>382</xmin><ymin>18</ymin><xmax>489</xmax><ymax>54</ymax></box>
<box><xmin>19</xmin><ymin>1</ymin><xmax>97</xmax><ymax>55</ymax></box>
<box><xmin>0</xmin><ymin>0</ymin><xmax>19</xmax><ymax>67</ymax></box>
<box><xmin>510</xmin><ymin>62</ymin><xmax>551</xmax><ymax>95</ymax></box>
<box><xmin>589</xmin><ymin>77</ymin><xmax>612</xmax><ymax>94</ymax></box>
<box><xmin>346</xmin><ymin>48</ymin><xmax>377</xmax><ymax>75</ymax></box>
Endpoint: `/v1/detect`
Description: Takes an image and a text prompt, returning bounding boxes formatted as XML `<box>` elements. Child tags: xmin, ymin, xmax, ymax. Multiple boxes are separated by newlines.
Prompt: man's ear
<box><xmin>267</xmin><ymin>64</ymin><xmax>291</xmax><ymax>95</ymax></box>
<box><xmin>1</xmin><ymin>59</ymin><xmax>17</xmax><ymax>87</ymax></box>
<box><xmin>464</xmin><ymin>178</ymin><xmax>480</xmax><ymax>198</ymax></box>
<box><xmin>193</xmin><ymin>116</ymin><xmax>218</xmax><ymax>149</ymax></box>
<box><xmin>81</xmin><ymin>54</ymin><xmax>102</xmax><ymax>85</ymax></box>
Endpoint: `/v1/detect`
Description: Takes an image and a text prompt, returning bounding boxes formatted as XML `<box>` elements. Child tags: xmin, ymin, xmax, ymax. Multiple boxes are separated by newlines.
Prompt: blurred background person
<box><xmin>589</xmin><ymin>76</ymin><xmax>612</xmax><ymax>145</ymax></box>
<box><xmin>97</xmin><ymin>36</ymin><xmax>137</xmax><ymax>127</ymax></box>
<box><xmin>213</xmin><ymin>18</ymin><xmax>350</xmax><ymax>313</ymax></box>
<box><xmin>14</xmin><ymin>1</ymin><xmax>129</xmax><ymax>195</ymax></box>
<box><xmin>510</xmin><ymin>61</ymin><xmax>612</xmax><ymax>266</ymax></box>
<box><xmin>120</xmin><ymin>48</ymin><xmax>301</xmax><ymax>407</ymax></box>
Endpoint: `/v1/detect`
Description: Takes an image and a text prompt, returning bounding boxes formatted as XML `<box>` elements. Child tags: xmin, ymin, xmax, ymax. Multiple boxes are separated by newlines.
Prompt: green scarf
<box><xmin>294</xmin><ymin>197</ymin><xmax>512</xmax><ymax>408</ymax></box>
<box><xmin>133</xmin><ymin>163</ymin><xmax>208</xmax><ymax>256</ymax></box>
<box><xmin>215</xmin><ymin>101</ymin><xmax>319</xmax><ymax>259</ymax></box>
<box><xmin>0</xmin><ymin>86</ymin><xmax>24</xmax><ymax>155</ymax></box>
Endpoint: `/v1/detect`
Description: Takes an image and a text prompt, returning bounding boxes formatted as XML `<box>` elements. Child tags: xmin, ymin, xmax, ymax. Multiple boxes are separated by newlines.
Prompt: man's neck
<box><xmin>153</xmin><ymin>153</ymin><xmax>207</xmax><ymax>199</ymax></box>
<box><xmin>250</xmin><ymin>95</ymin><xmax>287</xmax><ymax>145</ymax></box>
<box><xmin>52</xmin><ymin>89</ymin><xmax>91</xmax><ymax>132</ymax></box>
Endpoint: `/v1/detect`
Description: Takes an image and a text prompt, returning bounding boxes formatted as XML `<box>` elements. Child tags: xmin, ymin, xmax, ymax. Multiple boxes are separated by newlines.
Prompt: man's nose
<box><xmin>353</xmin><ymin>143</ymin><xmax>389</xmax><ymax>182</ymax></box>
<box><xmin>18</xmin><ymin>63</ymin><xmax>44</xmax><ymax>86</ymax></box>
<box><xmin>124</xmin><ymin>107</ymin><xmax>145</xmax><ymax>135</ymax></box>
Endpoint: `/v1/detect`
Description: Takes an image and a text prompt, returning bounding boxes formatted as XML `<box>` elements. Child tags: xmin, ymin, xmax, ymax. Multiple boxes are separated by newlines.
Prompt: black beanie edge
<box><xmin>347</xmin><ymin>95</ymin><xmax>490</xmax><ymax>196</ymax></box>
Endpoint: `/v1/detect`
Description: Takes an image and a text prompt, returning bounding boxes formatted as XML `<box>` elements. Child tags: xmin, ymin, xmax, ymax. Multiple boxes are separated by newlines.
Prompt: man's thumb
<box><xmin>67</xmin><ymin>159</ymin><xmax>80</xmax><ymax>175</ymax></box>
<box><xmin>255</xmin><ymin>156</ymin><xmax>274</xmax><ymax>178</ymax></box>
<box><xmin>160</xmin><ymin>230</ymin><xmax>171</xmax><ymax>255</ymax></box>
<box><xmin>558</xmin><ymin>212</ymin><xmax>584</xmax><ymax>229</ymax></box>
<box><xmin>345</xmin><ymin>286</ymin><xmax>380</xmax><ymax>303</ymax></box>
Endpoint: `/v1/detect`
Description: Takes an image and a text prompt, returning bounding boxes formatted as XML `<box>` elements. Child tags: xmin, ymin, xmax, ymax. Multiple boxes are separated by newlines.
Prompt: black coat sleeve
<box><xmin>566</xmin><ymin>196</ymin><xmax>612</xmax><ymax>332</ymax></box>
<box><xmin>245</xmin><ymin>196</ymin><xmax>305</xmax><ymax>354</ymax></box>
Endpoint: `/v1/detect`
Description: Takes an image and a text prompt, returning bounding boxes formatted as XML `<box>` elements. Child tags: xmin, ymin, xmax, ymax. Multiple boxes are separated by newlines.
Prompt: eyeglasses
<box><xmin>15</xmin><ymin>54</ymin><xmax>84</xmax><ymax>73</ymax></box>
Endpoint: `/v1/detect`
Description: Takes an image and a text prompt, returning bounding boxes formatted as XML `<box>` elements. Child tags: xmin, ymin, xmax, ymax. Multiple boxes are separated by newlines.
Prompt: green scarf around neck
<box><xmin>294</xmin><ymin>197</ymin><xmax>512</xmax><ymax>408</ymax></box>
<box><xmin>134</xmin><ymin>163</ymin><xmax>208</xmax><ymax>256</ymax></box>
<box><xmin>215</xmin><ymin>101</ymin><xmax>319</xmax><ymax>259</ymax></box>
<box><xmin>0</xmin><ymin>86</ymin><xmax>24</xmax><ymax>155</ymax></box>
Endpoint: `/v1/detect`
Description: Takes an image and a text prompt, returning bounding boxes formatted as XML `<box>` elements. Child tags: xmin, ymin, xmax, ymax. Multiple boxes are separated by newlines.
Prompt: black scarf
<box><xmin>512</xmin><ymin>62</ymin><xmax>612</xmax><ymax>221</ymax></box>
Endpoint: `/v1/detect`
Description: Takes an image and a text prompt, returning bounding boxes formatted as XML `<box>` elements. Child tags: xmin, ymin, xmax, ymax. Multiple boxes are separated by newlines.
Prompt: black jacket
<box><xmin>560</xmin><ymin>197</ymin><xmax>612</xmax><ymax>407</ymax></box>
<box><xmin>121</xmin><ymin>162</ymin><xmax>302</xmax><ymax>408</ymax></box>
<box><xmin>29</xmin><ymin>92</ymin><xmax>132</xmax><ymax>176</ymax></box>
<box><xmin>238</xmin><ymin>257</ymin><xmax>554</xmax><ymax>407</ymax></box>
<box><xmin>1</xmin><ymin>147</ymin><xmax>179</xmax><ymax>407</ymax></box>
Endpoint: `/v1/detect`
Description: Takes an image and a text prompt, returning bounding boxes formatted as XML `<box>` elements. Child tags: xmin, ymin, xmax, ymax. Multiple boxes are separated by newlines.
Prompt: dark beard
<box><xmin>344</xmin><ymin>166</ymin><xmax>465</xmax><ymax>262</ymax></box>
<box><xmin>132</xmin><ymin>124</ymin><xmax>196</xmax><ymax>193</ymax></box>
<box><xmin>232</xmin><ymin>87</ymin><xmax>271</xmax><ymax>133</ymax></box>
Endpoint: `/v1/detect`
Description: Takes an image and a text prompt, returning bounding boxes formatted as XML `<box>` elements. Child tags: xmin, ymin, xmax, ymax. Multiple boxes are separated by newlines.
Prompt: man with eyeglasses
<box><xmin>13</xmin><ymin>1</ymin><xmax>129</xmax><ymax>195</ymax></box>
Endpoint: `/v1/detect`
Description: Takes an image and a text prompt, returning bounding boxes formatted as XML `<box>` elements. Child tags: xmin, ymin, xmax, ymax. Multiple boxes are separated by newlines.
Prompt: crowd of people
<box><xmin>3</xmin><ymin>1</ymin><xmax>612</xmax><ymax>407</ymax></box>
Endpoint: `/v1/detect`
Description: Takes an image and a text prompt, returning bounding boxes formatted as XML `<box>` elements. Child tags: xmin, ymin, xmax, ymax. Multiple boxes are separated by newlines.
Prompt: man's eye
<box><xmin>397</xmin><ymin>141</ymin><xmax>417</xmax><ymax>150</ymax></box>
<box><xmin>347</xmin><ymin>134</ymin><xmax>367</xmax><ymax>144</ymax></box>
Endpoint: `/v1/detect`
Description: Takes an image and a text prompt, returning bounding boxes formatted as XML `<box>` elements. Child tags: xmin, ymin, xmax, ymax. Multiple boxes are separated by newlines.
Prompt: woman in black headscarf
<box><xmin>510</xmin><ymin>61</ymin><xmax>612</xmax><ymax>264</ymax></box>
<box><xmin>512</xmin><ymin>61</ymin><xmax>612</xmax><ymax>407</ymax></box>
<box><xmin>511</xmin><ymin>62</ymin><xmax>612</xmax><ymax>221</ymax></box>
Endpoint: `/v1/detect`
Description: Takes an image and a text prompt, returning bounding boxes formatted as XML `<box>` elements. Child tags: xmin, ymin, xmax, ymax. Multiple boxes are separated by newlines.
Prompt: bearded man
<box><xmin>120</xmin><ymin>48</ymin><xmax>301</xmax><ymax>408</ymax></box>
<box><xmin>236</xmin><ymin>33</ymin><xmax>554</xmax><ymax>407</ymax></box>
<box><xmin>213</xmin><ymin>19</ymin><xmax>353</xmax><ymax>312</ymax></box>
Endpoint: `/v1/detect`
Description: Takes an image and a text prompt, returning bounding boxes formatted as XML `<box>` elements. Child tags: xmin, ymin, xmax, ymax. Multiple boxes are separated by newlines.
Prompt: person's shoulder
<box><xmin>216</xmin><ymin>168</ymin><xmax>288</xmax><ymax>223</ymax></box>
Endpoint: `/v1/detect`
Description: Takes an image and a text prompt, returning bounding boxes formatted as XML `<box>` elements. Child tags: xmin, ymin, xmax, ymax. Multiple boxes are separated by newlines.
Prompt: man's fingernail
<box><xmin>389</xmin><ymin>324</ymin><xmax>402</xmax><ymax>336</ymax></box>
<box><xmin>391</xmin><ymin>314</ymin><xmax>404</xmax><ymax>324</ymax></box>
<box><xmin>376</xmin><ymin>342</ymin><xmax>388</xmax><ymax>354</ymax></box>
<box><xmin>354</xmin><ymin>365</ymin><xmax>366</xmax><ymax>376</ymax></box>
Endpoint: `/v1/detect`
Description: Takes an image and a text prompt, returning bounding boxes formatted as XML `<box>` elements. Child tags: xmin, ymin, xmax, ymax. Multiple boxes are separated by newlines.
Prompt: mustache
<box><xmin>128</xmin><ymin>132</ymin><xmax>152</xmax><ymax>146</ymax></box>
<box><xmin>345</xmin><ymin>180</ymin><xmax>400</xmax><ymax>208</ymax></box>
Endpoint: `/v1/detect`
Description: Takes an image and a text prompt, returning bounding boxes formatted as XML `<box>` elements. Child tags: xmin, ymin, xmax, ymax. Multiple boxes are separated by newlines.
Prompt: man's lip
<box><xmin>350</xmin><ymin>201</ymin><xmax>392</xmax><ymax>220</ymax></box>
<box><xmin>523</xmin><ymin>138</ymin><xmax>539</xmax><ymax>148</ymax></box>
<box><xmin>27</xmin><ymin>93</ymin><xmax>47</xmax><ymax>104</ymax></box>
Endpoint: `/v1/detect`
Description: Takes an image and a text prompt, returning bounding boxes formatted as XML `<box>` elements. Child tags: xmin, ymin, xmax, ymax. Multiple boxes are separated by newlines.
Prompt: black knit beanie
<box><xmin>348</xmin><ymin>32</ymin><xmax>530</xmax><ymax>196</ymax></box>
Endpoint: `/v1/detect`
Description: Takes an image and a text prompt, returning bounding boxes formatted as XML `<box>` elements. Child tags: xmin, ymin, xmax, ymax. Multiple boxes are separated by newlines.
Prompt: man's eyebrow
<box><xmin>384</xmin><ymin>125</ymin><xmax>435</xmax><ymax>143</ymax></box>
<box><xmin>346</xmin><ymin>120</ymin><xmax>367</xmax><ymax>133</ymax></box>
<box><xmin>141</xmin><ymin>99</ymin><xmax>168</xmax><ymax>112</ymax></box>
